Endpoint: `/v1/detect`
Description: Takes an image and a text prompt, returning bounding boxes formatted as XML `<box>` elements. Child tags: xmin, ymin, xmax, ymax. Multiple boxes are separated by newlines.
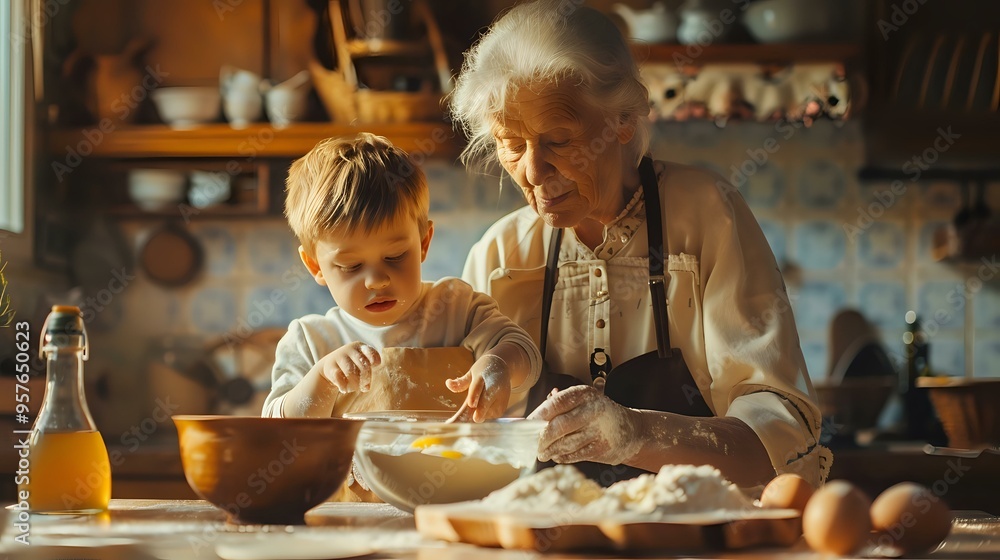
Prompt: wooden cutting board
<box><xmin>414</xmin><ymin>501</ymin><xmax>802</xmax><ymax>553</ymax></box>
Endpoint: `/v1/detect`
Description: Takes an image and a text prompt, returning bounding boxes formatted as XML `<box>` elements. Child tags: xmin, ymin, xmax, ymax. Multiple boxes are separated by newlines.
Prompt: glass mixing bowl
<box><xmin>344</xmin><ymin>410</ymin><xmax>545</xmax><ymax>512</ymax></box>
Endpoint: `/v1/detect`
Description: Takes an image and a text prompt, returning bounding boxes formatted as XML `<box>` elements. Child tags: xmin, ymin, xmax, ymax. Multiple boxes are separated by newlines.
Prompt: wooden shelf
<box><xmin>344</xmin><ymin>39</ymin><xmax>430</xmax><ymax>57</ymax></box>
<box><xmin>633</xmin><ymin>43</ymin><xmax>863</xmax><ymax>65</ymax></box>
<box><xmin>107</xmin><ymin>202</ymin><xmax>269</xmax><ymax>220</ymax></box>
<box><xmin>47</xmin><ymin>123</ymin><xmax>462</xmax><ymax>159</ymax></box>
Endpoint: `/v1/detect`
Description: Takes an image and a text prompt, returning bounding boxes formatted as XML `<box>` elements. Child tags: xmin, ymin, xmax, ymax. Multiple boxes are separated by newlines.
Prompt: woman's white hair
<box><xmin>447</xmin><ymin>0</ymin><xmax>651</xmax><ymax>172</ymax></box>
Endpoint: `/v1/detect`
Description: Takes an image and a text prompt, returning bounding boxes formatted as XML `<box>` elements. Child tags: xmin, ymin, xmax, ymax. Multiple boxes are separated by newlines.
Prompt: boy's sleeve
<box><xmin>261</xmin><ymin>319</ymin><xmax>318</xmax><ymax>417</ymax></box>
<box><xmin>456</xmin><ymin>281</ymin><xmax>542</xmax><ymax>393</ymax></box>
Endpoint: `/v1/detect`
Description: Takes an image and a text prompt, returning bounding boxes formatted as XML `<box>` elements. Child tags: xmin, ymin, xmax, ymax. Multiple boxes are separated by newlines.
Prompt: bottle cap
<box><xmin>39</xmin><ymin>304</ymin><xmax>89</xmax><ymax>359</ymax></box>
<box><xmin>46</xmin><ymin>307</ymin><xmax>85</xmax><ymax>336</ymax></box>
<box><xmin>51</xmin><ymin>305</ymin><xmax>81</xmax><ymax>315</ymax></box>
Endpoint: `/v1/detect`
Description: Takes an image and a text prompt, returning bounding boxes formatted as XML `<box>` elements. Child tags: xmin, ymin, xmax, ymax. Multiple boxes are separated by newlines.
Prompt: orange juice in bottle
<box><xmin>19</xmin><ymin>306</ymin><xmax>111</xmax><ymax>513</ymax></box>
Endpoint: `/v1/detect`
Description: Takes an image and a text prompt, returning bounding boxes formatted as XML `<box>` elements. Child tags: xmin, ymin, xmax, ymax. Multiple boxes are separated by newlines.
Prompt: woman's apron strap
<box><xmin>639</xmin><ymin>156</ymin><xmax>672</xmax><ymax>358</ymax></box>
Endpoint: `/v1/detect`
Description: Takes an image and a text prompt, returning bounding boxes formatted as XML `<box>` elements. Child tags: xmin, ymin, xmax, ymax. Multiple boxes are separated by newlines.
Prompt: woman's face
<box><xmin>493</xmin><ymin>81</ymin><xmax>636</xmax><ymax>228</ymax></box>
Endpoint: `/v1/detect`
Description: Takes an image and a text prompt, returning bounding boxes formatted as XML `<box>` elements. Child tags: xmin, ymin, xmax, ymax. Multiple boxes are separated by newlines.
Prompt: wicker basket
<box><xmin>918</xmin><ymin>377</ymin><xmax>1000</xmax><ymax>450</ymax></box>
<box><xmin>319</xmin><ymin>0</ymin><xmax>450</xmax><ymax>124</ymax></box>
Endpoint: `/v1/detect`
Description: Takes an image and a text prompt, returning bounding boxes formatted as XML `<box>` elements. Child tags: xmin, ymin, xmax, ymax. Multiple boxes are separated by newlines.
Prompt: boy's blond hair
<box><xmin>285</xmin><ymin>133</ymin><xmax>429</xmax><ymax>257</ymax></box>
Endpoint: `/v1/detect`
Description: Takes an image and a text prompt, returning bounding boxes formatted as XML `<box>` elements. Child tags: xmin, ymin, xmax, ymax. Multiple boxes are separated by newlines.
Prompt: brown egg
<box><xmin>760</xmin><ymin>473</ymin><xmax>815</xmax><ymax>512</ymax></box>
<box><xmin>803</xmin><ymin>480</ymin><xmax>872</xmax><ymax>555</ymax></box>
<box><xmin>870</xmin><ymin>482</ymin><xmax>951</xmax><ymax>555</ymax></box>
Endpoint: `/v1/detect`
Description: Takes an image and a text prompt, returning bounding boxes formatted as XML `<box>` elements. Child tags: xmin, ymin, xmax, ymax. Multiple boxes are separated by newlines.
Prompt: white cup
<box><xmin>223</xmin><ymin>90</ymin><xmax>263</xmax><ymax>129</ymax></box>
<box><xmin>265</xmin><ymin>87</ymin><xmax>308</xmax><ymax>128</ymax></box>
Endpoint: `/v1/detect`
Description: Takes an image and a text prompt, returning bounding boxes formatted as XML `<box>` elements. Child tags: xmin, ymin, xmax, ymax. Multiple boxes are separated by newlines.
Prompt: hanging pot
<box><xmin>139</xmin><ymin>222</ymin><xmax>203</xmax><ymax>287</ymax></box>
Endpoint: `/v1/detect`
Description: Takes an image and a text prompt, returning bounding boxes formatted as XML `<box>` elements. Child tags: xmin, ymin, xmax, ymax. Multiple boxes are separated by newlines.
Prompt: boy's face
<box><xmin>300</xmin><ymin>214</ymin><xmax>433</xmax><ymax>326</ymax></box>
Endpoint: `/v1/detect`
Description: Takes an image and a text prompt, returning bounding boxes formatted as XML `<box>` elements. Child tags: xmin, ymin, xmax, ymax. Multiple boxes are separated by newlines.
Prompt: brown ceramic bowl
<box><xmin>172</xmin><ymin>415</ymin><xmax>362</xmax><ymax>524</ymax></box>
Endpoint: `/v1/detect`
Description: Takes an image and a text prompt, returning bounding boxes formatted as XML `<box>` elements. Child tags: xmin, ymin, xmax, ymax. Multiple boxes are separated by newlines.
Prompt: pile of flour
<box><xmin>581</xmin><ymin>464</ymin><xmax>752</xmax><ymax>517</ymax></box>
<box><xmin>481</xmin><ymin>465</ymin><xmax>603</xmax><ymax>512</ymax></box>
<box><xmin>481</xmin><ymin>464</ymin><xmax>752</xmax><ymax>518</ymax></box>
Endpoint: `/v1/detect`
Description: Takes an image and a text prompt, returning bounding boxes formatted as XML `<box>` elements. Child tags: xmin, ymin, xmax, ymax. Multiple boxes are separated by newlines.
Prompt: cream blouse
<box><xmin>462</xmin><ymin>160</ymin><xmax>831</xmax><ymax>487</ymax></box>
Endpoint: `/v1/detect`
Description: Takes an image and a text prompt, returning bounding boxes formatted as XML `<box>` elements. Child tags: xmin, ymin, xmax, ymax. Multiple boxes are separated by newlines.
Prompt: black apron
<box><xmin>527</xmin><ymin>157</ymin><xmax>714</xmax><ymax>486</ymax></box>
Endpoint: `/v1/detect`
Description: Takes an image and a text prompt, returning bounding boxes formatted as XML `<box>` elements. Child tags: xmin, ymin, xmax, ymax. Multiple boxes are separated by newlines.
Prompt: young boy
<box><xmin>262</xmin><ymin>133</ymin><xmax>541</xmax><ymax>425</ymax></box>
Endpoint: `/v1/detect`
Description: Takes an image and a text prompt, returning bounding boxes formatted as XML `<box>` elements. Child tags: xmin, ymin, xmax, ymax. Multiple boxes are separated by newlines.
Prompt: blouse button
<box><xmin>596</xmin><ymin>319</ymin><xmax>606</xmax><ymax>328</ymax></box>
<box><xmin>594</xmin><ymin>268</ymin><xmax>602</xmax><ymax>277</ymax></box>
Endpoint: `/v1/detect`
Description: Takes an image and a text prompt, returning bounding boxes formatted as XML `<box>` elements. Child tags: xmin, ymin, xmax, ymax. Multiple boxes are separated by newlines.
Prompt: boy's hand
<box><xmin>319</xmin><ymin>342</ymin><xmax>381</xmax><ymax>393</ymax></box>
<box><xmin>446</xmin><ymin>355</ymin><xmax>511</xmax><ymax>422</ymax></box>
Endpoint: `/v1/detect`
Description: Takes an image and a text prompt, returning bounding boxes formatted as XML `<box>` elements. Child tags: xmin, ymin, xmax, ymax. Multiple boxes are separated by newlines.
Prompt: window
<box><xmin>0</xmin><ymin>0</ymin><xmax>26</xmax><ymax>234</ymax></box>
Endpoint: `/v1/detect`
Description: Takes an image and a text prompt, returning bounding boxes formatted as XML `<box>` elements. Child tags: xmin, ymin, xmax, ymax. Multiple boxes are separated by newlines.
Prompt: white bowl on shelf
<box><xmin>151</xmin><ymin>87</ymin><xmax>221</xmax><ymax>129</ymax></box>
<box><xmin>127</xmin><ymin>169</ymin><xmax>187</xmax><ymax>211</ymax></box>
<box><xmin>742</xmin><ymin>0</ymin><xmax>846</xmax><ymax>43</ymax></box>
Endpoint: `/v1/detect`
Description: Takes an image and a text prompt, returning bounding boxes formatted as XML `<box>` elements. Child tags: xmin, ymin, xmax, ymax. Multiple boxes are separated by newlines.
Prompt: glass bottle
<box><xmin>904</xmin><ymin>311</ymin><xmax>931</xmax><ymax>380</ymax></box>
<box><xmin>901</xmin><ymin>311</ymin><xmax>945</xmax><ymax>444</ymax></box>
<box><xmin>19</xmin><ymin>305</ymin><xmax>111</xmax><ymax>513</ymax></box>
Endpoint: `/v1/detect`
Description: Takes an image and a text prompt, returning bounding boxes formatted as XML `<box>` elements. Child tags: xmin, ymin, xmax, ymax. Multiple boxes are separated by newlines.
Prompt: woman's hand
<box><xmin>528</xmin><ymin>385</ymin><xmax>644</xmax><ymax>465</ymax></box>
<box><xmin>446</xmin><ymin>355</ymin><xmax>511</xmax><ymax>422</ymax></box>
<box><xmin>318</xmin><ymin>342</ymin><xmax>381</xmax><ymax>393</ymax></box>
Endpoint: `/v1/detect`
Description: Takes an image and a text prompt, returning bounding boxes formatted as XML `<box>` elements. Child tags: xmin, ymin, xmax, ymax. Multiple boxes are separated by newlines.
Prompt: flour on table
<box><xmin>582</xmin><ymin>464</ymin><xmax>753</xmax><ymax>517</ymax></box>
<box><xmin>481</xmin><ymin>465</ymin><xmax>603</xmax><ymax>511</ymax></box>
<box><xmin>481</xmin><ymin>464</ymin><xmax>752</xmax><ymax>519</ymax></box>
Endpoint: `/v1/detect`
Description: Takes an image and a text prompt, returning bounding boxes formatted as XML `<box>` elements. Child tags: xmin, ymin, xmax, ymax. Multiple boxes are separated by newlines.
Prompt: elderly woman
<box><xmin>450</xmin><ymin>0</ymin><xmax>829</xmax><ymax>489</ymax></box>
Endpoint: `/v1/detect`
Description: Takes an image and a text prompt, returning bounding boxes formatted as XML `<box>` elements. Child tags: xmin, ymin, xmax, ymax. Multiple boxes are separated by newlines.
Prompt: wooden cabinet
<box><xmin>43</xmin><ymin>122</ymin><xmax>460</xmax><ymax>223</ymax></box>
<box><xmin>863</xmin><ymin>0</ymin><xmax>1000</xmax><ymax>167</ymax></box>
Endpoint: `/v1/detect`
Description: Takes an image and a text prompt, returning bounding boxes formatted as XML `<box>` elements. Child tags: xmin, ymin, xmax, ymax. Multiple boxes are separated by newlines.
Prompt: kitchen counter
<box><xmin>2</xmin><ymin>500</ymin><xmax>998</xmax><ymax>559</ymax></box>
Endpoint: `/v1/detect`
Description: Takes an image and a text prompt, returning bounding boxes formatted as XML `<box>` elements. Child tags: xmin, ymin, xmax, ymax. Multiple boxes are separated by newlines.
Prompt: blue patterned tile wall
<box><xmin>857</xmin><ymin>222</ymin><xmax>906</xmax><ymax>269</ymax></box>
<box><xmin>797</xmin><ymin>160</ymin><xmax>847</xmax><ymax>210</ymax></box>
<box><xmin>91</xmin><ymin>119</ymin><xmax>999</xmax><ymax>399</ymax></box>
<box><xmin>194</xmin><ymin>226</ymin><xmax>237</xmax><ymax>276</ymax></box>
<box><xmin>650</xmin><ymin>119</ymin><xmax>997</xmax><ymax>382</ymax></box>
<box><xmin>858</xmin><ymin>282</ymin><xmax>907</xmax><ymax>329</ymax></box>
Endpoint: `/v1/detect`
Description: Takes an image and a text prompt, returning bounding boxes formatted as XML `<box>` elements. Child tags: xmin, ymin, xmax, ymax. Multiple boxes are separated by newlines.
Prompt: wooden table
<box><xmin>2</xmin><ymin>500</ymin><xmax>999</xmax><ymax>559</ymax></box>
